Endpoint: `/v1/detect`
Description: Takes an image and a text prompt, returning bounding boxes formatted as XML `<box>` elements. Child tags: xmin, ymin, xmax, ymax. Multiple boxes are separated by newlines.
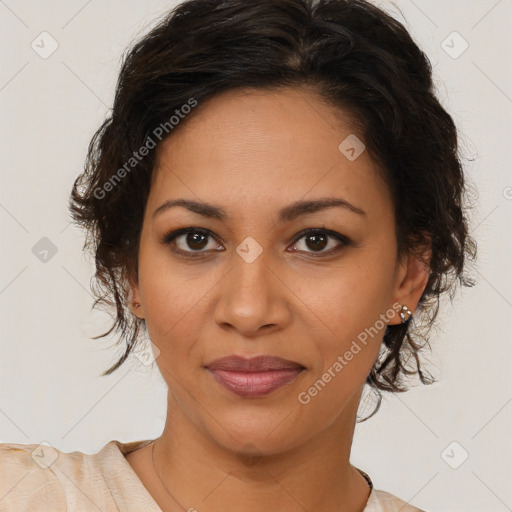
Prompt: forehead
<box><xmin>149</xmin><ymin>86</ymin><xmax>391</xmax><ymax>223</ymax></box>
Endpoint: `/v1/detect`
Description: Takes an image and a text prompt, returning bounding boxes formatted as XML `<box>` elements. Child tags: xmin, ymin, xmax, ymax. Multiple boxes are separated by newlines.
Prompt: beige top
<box><xmin>0</xmin><ymin>439</ymin><xmax>426</xmax><ymax>511</ymax></box>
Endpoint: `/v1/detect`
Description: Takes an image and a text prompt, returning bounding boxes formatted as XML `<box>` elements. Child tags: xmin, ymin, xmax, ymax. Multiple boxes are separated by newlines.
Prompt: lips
<box><xmin>205</xmin><ymin>355</ymin><xmax>305</xmax><ymax>397</ymax></box>
<box><xmin>207</xmin><ymin>355</ymin><xmax>304</xmax><ymax>372</ymax></box>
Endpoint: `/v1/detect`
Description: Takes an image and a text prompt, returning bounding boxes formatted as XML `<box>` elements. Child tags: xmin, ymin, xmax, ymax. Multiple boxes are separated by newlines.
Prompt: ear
<box><xmin>388</xmin><ymin>249</ymin><xmax>431</xmax><ymax>325</ymax></box>
<box><xmin>126</xmin><ymin>272</ymin><xmax>145</xmax><ymax>320</ymax></box>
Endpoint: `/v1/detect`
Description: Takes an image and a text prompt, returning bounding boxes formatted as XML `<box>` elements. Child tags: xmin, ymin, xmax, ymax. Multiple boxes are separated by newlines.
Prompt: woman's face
<box><xmin>130</xmin><ymin>86</ymin><xmax>426</xmax><ymax>455</ymax></box>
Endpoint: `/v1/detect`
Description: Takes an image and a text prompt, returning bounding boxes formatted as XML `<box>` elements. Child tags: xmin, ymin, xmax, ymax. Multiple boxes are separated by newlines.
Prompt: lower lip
<box><xmin>207</xmin><ymin>368</ymin><xmax>304</xmax><ymax>397</ymax></box>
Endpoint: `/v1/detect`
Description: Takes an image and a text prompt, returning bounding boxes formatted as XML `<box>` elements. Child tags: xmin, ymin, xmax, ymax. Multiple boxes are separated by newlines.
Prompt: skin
<box><xmin>126</xmin><ymin>86</ymin><xmax>430</xmax><ymax>512</ymax></box>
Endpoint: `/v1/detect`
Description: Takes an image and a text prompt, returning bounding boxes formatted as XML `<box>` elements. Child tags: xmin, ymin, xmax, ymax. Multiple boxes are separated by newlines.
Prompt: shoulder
<box><xmin>364</xmin><ymin>488</ymin><xmax>428</xmax><ymax>512</ymax></box>
<box><xmin>0</xmin><ymin>439</ymin><xmax>159</xmax><ymax>512</ymax></box>
<box><xmin>0</xmin><ymin>442</ymin><xmax>67</xmax><ymax>510</ymax></box>
<box><xmin>0</xmin><ymin>440</ymin><xmax>120</xmax><ymax>511</ymax></box>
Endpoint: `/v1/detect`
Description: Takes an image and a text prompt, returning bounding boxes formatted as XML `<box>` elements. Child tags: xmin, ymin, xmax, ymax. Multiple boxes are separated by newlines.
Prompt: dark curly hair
<box><xmin>69</xmin><ymin>0</ymin><xmax>476</xmax><ymax>419</ymax></box>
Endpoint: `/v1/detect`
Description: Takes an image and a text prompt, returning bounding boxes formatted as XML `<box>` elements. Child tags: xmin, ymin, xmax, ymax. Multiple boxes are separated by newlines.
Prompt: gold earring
<box><xmin>399</xmin><ymin>305</ymin><xmax>412</xmax><ymax>323</ymax></box>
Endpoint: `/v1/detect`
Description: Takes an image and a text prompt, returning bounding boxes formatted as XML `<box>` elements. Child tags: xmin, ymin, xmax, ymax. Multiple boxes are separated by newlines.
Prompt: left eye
<box><xmin>291</xmin><ymin>229</ymin><xmax>349</xmax><ymax>255</ymax></box>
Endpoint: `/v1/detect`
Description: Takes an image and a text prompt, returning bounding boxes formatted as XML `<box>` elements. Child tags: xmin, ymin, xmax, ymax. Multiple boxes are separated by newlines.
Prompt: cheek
<box><xmin>295</xmin><ymin>283</ymin><xmax>391</xmax><ymax>423</ymax></box>
<box><xmin>141</xmin><ymin>280</ymin><xmax>204</xmax><ymax>343</ymax></box>
<box><xmin>312</xmin><ymin>250</ymin><xmax>397</xmax><ymax>343</ymax></box>
<box><xmin>137</xmin><ymin>244</ymin><xmax>196</xmax><ymax>348</ymax></box>
<box><xmin>299</xmin><ymin>247</ymin><xmax>397</xmax><ymax>397</ymax></box>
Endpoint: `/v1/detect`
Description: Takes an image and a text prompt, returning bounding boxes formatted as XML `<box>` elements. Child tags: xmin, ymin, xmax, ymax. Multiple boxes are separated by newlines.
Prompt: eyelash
<box><xmin>162</xmin><ymin>226</ymin><xmax>351</xmax><ymax>259</ymax></box>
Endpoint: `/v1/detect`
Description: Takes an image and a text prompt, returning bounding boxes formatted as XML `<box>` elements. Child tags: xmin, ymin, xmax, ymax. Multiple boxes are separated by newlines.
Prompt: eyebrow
<box><xmin>152</xmin><ymin>197</ymin><xmax>366</xmax><ymax>222</ymax></box>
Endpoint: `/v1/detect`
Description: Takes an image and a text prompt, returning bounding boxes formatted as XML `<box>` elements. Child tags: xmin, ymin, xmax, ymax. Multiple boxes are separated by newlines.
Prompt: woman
<box><xmin>0</xmin><ymin>0</ymin><xmax>475</xmax><ymax>510</ymax></box>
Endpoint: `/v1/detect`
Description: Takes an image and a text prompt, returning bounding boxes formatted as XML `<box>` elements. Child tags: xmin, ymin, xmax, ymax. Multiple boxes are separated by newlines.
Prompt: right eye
<box><xmin>163</xmin><ymin>227</ymin><xmax>224</xmax><ymax>258</ymax></box>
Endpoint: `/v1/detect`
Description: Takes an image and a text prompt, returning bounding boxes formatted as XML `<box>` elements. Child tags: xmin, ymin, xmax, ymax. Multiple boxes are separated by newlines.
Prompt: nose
<box><xmin>213</xmin><ymin>245</ymin><xmax>291</xmax><ymax>338</ymax></box>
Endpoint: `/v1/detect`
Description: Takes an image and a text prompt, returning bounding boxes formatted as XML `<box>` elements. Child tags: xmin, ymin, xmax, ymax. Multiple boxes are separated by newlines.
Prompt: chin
<box><xmin>200</xmin><ymin>406</ymin><xmax>306</xmax><ymax>458</ymax></box>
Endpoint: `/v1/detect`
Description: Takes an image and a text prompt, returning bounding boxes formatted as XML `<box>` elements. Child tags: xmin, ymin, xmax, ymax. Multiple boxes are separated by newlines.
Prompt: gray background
<box><xmin>0</xmin><ymin>1</ymin><xmax>511</xmax><ymax>510</ymax></box>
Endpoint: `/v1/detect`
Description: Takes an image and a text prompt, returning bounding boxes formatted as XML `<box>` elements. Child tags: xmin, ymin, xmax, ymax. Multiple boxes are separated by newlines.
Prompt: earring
<box><xmin>399</xmin><ymin>305</ymin><xmax>412</xmax><ymax>324</ymax></box>
<box><xmin>134</xmin><ymin>303</ymin><xmax>140</xmax><ymax>308</ymax></box>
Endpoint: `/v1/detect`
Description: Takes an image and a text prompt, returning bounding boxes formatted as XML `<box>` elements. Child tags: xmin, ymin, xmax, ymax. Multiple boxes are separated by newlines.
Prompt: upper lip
<box><xmin>205</xmin><ymin>355</ymin><xmax>305</xmax><ymax>372</ymax></box>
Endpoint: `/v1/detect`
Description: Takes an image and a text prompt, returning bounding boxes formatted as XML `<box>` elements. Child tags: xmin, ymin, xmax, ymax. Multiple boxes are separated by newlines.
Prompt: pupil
<box><xmin>307</xmin><ymin>233</ymin><xmax>327</xmax><ymax>251</ymax></box>
<box><xmin>187</xmin><ymin>232</ymin><xmax>207</xmax><ymax>250</ymax></box>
